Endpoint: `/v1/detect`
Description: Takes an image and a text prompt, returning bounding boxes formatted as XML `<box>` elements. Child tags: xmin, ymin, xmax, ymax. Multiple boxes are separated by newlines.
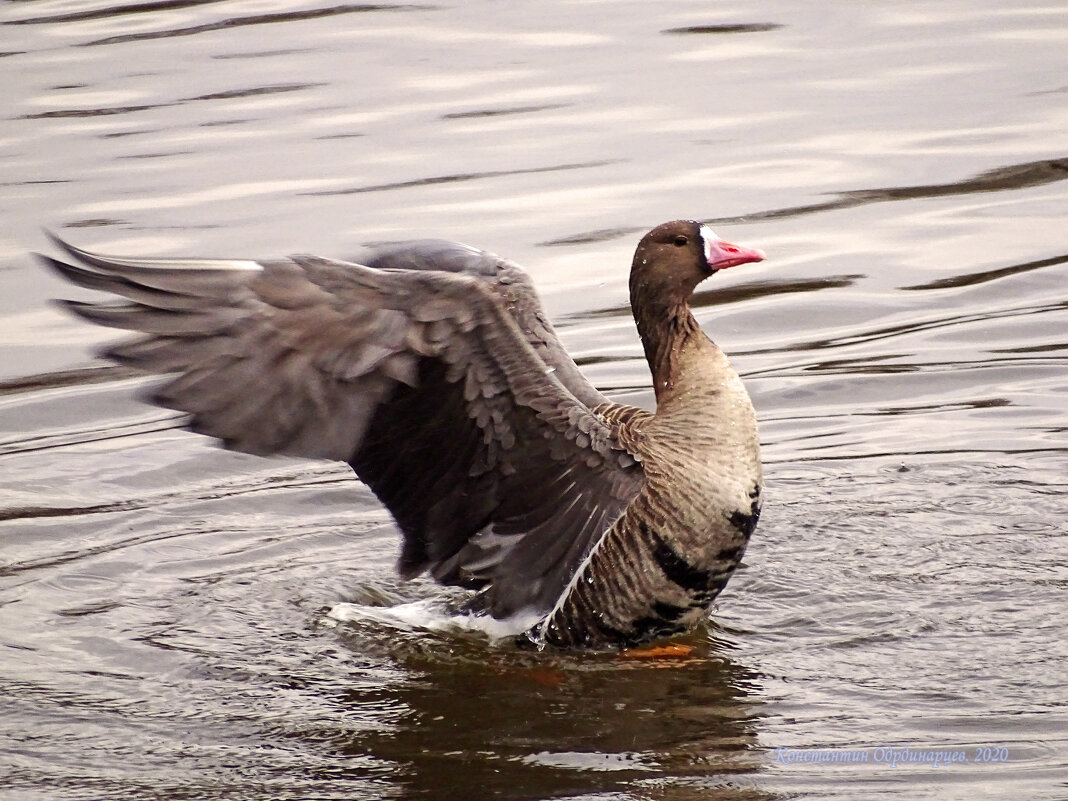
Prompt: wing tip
<box><xmin>52</xmin><ymin>298</ymin><xmax>121</xmax><ymax>327</ymax></box>
<box><xmin>41</xmin><ymin>229</ymin><xmax>91</xmax><ymax>263</ymax></box>
<box><xmin>52</xmin><ymin>297</ymin><xmax>91</xmax><ymax>316</ymax></box>
<box><xmin>38</xmin><ymin>229</ymin><xmax>122</xmax><ymax>277</ymax></box>
<box><xmin>36</xmin><ymin>251</ymin><xmax>78</xmax><ymax>280</ymax></box>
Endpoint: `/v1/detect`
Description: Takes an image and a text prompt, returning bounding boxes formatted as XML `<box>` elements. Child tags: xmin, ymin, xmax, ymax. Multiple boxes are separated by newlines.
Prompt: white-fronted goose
<box><xmin>41</xmin><ymin>220</ymin><xmax>765</xmax><ymax>650</ymax></box>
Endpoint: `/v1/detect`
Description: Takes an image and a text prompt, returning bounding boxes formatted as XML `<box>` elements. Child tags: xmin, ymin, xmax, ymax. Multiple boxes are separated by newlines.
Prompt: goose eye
<box><xmin>673</xmin><ymin>235</ymin><xmax>688</xmax><ymax>247</ymax></box>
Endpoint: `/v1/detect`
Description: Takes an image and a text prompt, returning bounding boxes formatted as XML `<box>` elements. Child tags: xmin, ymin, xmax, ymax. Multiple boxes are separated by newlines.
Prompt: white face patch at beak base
<box><xmin>699</xmin><ymin>224</ymin><xmax>720</xmax><ymax>264</ymax></box>
<box><xmin>699</xmin><ymin>224</ymin><xmax>766</xmax><ymax>271</ymax></box>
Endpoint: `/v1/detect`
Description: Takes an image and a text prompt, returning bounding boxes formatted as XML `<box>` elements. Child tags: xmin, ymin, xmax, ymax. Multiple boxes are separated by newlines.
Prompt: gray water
<box><xmin>1</xmin><ymin>2</ymin><xmax>1067</xmax><ymax>799</ymax></box>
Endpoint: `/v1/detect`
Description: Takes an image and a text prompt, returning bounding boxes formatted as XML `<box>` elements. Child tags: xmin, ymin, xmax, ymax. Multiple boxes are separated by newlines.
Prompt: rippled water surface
<box><xmin>2</xmin><ymin>2</ymin><xmax>1067</xmax><ymax>799</ymax></box>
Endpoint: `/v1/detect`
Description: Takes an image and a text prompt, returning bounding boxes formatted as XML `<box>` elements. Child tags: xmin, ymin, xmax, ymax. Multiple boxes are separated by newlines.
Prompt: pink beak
<box><xmin>707</xmin><ymin>238</ymin><xmax>766</xmax><ymax>271</ymax></box>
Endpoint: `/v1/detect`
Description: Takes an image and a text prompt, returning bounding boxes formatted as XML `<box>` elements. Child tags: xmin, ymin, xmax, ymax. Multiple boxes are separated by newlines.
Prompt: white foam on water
<box><xmin>326</xmin><ymin>600</ymin><xmax>542</xmax><ymax>644</ymax></box>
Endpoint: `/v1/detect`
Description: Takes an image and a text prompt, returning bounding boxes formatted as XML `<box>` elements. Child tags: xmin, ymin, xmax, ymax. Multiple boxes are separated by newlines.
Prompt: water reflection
<box><xmin>543</xmin><ymin>156</ymin><xmax>1068</xmax><ymax>244</ymax></box>
<box><xmin>576</xmin><ymin>275</ymin><xmax>863</xmax><ymax>320</ymax></box>
<box><xmin>725</xmin><ymin>156</ymin><xmax>1068</xmax><ymax>224</ymax></box>
<box><xmin>763</xmin><ymin>298</ymin><xmax>1068</xmax><ymax>356</ymax></box>
<box><xmin>334</xmin><ymin>632</ymin><xmax>768</xmax><ymax>800</ymax></box>
<box><xmin>901</xmin><ymin>252</ymin><xmax>1068</xmax><ymax>291</ymax></box>
<box><xmin>442</xmin><ymin>104</ymin><xmax>570</xmax><ymax>120</ymax></box>
<box><xmin>662</xmin><ymin>24</ymin><xmax>783</xmax><ymax>36</ymax></box>
<box><xmin>6</xmin><ymin>3</ymin><xmax>430</xmax><ymax>47</ymax></box>
<box><xmin>308</xmin><ymin>160</ymin><xmax>619</xmax><ymax>196</ymax></box>
<box><xmin>5</xmin><ymin>1</ymin><xmax>227</xmax><ymax>27</ymax></box>
<box><xmin>21</xmin><ymin>83</ymin><xmax>323</xmax><ymax>120</ymax></box>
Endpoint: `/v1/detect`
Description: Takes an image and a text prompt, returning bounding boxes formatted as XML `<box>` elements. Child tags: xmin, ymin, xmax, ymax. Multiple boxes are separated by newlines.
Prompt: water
<box><xmin>1</xmin><ymin>1</ymin><xmax>1066</xmax><ymax>799</ymax></box>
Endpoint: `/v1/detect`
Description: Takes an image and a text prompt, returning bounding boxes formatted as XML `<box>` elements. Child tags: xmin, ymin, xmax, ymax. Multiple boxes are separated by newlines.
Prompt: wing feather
<box><xmin>41</xmin><ymin>237</ymin><xmax>644</xmax><ymax>616</ymax></box>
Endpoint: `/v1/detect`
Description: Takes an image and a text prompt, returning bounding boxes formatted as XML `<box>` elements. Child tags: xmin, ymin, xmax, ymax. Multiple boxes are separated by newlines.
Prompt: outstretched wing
<box><xmin>41</xmin><ymin>236</ymin><xmax>644</xmax><ymax>618</ymax></box>
<box><xmin>359</xmin><ymin>239</ymin><xmax>608</xmax><ymax>409</ymax></box>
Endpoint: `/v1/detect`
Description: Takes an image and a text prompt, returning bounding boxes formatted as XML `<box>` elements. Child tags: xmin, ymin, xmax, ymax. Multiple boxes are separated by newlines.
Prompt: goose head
<box><xmin>629</xmin><ymin>220</ymin><xmax>765</xmax><ymax>308</ymax></box>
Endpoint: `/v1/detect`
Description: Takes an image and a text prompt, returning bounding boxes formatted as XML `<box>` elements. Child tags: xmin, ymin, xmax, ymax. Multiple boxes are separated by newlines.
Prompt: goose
<box><xmin>40</xmin><ymin>220</ymin><xmax>765</xmax><ymax>650</ymax></box>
